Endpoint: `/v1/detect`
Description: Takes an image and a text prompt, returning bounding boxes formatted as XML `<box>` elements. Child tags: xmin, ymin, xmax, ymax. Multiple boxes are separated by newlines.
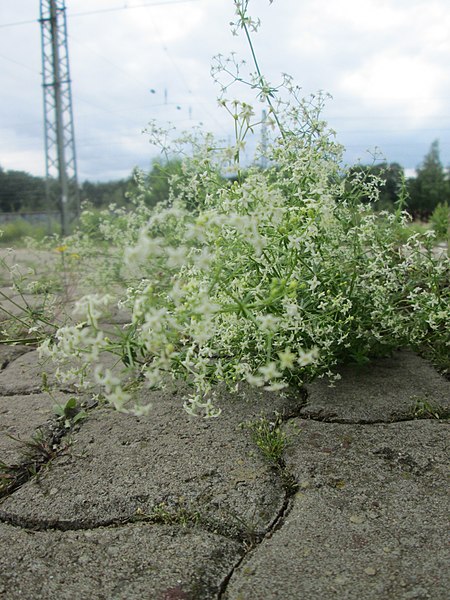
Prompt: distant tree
<box><xmin>147</xmin><ymin>159</ymin><xmax>184</xmax><ymax>206</ymax></box>
<box><xmin>347</xmin><ymin>162</ymin><xmax>405</xmax><ymax>210</ymax></box>
<box><xmin>407</xmin><ymin>140</ymin><xmax>449</xmax><ymax>219</ymax></box>
<box><xmin>0</xmin><ymin>167</ymin><xmax>47</xmax><ymax>213</ymax></box>
<box><xmin>126</xmin><ymin>160</ymin><xmax>184</xmax><ymax>208</ymax></box>
<box><xmin>377</xmin><ymin>162</ymin><xmax>405</xmax><ymax>209</ymax></box>
<box><xmin>80</xmin><ymin>179</ymin><xmax>129</xmax><ymax>208</ymax></box>
<box><xmin>79</xmin><ymin>161</ymin><xmax>185</xmax><ymax>211</ymax></box>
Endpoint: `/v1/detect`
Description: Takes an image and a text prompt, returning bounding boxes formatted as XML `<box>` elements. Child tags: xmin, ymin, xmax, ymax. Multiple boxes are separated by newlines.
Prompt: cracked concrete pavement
<box><xmin>0</xmin><ymin>342</ymin><xmax>449</xmax><ymax>600</ymax></box>
<box><xmin>1</xmin><ymin>249</ymin><xmax>449</xmax><ymax>599</ymax></box>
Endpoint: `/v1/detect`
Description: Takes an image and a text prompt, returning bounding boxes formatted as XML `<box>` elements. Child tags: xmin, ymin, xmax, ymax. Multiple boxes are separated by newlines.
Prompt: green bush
<box><xmin>38</xmin><ymin>1</ymin><xmax>450</xmax><ymax>417</ymax></box>
<box><xmin>0</xmin><ymin>219</ymin><xmax>59</xmax><ymax>245</ymax></box>
<box><xmin>430</xmin><ymin>202</ymin><xmax>449</xmax><ymax>240</ymax></box>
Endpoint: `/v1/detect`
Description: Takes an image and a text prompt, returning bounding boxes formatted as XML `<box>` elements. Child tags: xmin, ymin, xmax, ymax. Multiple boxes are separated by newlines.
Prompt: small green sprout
<box><xmin>135</xmin><ymin>502</ymin><xmax>200</xmax><ymax>527</ymax></box>
<box><xmin>53</xmin><ymin>397</ymin><xmax>87</xmax><ymax>428</ymax></box>
<box><xmin>0</xmin><ymin>428</ymin><xmax>61</xmax><ymax>498</ymax></box>
<box><xmin>242</xmin><ymin>412</ymin><xmax>288</xmax><ymax>463</ymax></box>
<box><xmin>411</xmin><ymin>398</ymin><xmax>450</xmax><ymax>420</ymax></box>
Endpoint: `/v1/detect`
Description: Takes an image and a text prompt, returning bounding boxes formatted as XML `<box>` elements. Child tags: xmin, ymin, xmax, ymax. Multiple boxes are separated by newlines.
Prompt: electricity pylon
<box><xmin>40</xmin><ymin>0</ymin><xmax>79</xmax><ymax>235</ymax></box>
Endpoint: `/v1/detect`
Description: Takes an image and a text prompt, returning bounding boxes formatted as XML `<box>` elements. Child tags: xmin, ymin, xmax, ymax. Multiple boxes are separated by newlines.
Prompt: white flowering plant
<box><xmin>39</xmin><ymin>0</ymin><xmax>449</xmax><ymax>416</ymax></box>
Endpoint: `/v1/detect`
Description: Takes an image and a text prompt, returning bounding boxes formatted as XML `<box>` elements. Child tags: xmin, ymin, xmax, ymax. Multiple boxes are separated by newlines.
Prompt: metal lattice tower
<box><xmin>40</xmin><ymin>0</ymin><xmax>79</xmax><ymax>235</ymax></box>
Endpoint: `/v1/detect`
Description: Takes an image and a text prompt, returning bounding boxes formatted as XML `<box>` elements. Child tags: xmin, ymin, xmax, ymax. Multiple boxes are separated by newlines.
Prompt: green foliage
<box><xmin>392</xmin><ymin>219</ymin><xmax>432</xmax><ymax>246</ymax></box>
<box><xmin>0</xmin><ymin>166</ymin><xmax>48</xmax><ymax>212</ymax></box>
<box><xmin>0</xmin><ymin>161</ymin><xmax>179</xmax><ymax>219</ymax></box>
<box><xmin>53</xmin><ymin>397</ymin><xmax>87</xmax><ymax>429</ymax></box>
<box><xmin>9</xmin><ymin>1</ymin><xmax>450</xmax><ymax>418</ymax></box>
<box><xmin>128</xmin><ymin>160</ymin><xmax>185</xmax><ymax>208</ymax></box>
<box><xmin>429</xmin><ymin>202</ymin><xmax>449</xmax><ymax>240</ymax></box>
<box><xmin>348</xmin><ymin>162</ymin><xmax>405</xmax><ymax>211</ymax></box>
<box><xmin>80</xmin><ymin>178</ymin><xmax>130</xmax><ymax>208</ymax></box>
<box><xmin>0</xmin><ymin>428</ymin><xmax>60</xmax><ymax>498</ymax></box>
<box><xmin>411</xmin><ymin>398</ymin><xmax>450</xmax><ymax>420</ymax></box>
<box><xmin>0</xmin><ymin>219</ymin><xmax>59</xmax><ymax>245</ymax></box>
<box><xmin>135</xmin><ymin>502</ymin><xmax>200</xmax><ymax>527</ymax></box>
<box><xmin>0</xmin><ymin>248</ymin><xmax>62</xmax><ymax>345</ymax></box>
<box><xmin>242</xmin><ymin>413</ymin><xmax>288</xmax><ymax>463</ymax></box>
<box><xmin>74</xmin><ymin>206</ymin><xmax>131</xmax><ymax>242</ymax></box>
<box><xmin>79</xmin><ymin>161</ymin><xmax>185</xmax><ymax>211</ymax></box>
<box><xmin>407</xmin><ymin>140</ymin><xmax>450</xmax><ymax>218</ymax></box>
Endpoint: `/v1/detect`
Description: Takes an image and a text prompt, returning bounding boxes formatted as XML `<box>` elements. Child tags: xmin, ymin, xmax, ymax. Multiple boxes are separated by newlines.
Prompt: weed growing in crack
<box><xmin>218</xmin><ymin>505</ymin><xmax>266</xmax><ymax>549</ymax></box>
<box><xmin>242</xmin><ymin>413</ymin><xmax>299</xmax><ymax>496</ymax></box>
<box><xmin>0</xmin><ymin>248</ymin><xmax>68</xmax><ymax>346</ymax></box>
<box><xmin>2</xmin><ymin>0</ymin><xmax>449</xmax><ymax>417</ymax></box>
<box><xmin>134</xmin><ymin>502</ymin><xmax>201</xmax><ymax>527</ymax></box>
<box><xmin>242</xmin><ymin>412</ymin><xmax>289</xmax><ymax>464</ymax></box>
<box><xmin>53</xmin><ymin>397</ymin><xmax>88</xmax><ymax>429</ymax></box>
<box><xmin>0</xmin><ymin>428</ymin><xmax>64</xmax><ymax>498</ymax></box>
<box><xmin>411</xmin><ymin>398</ymin><xmax>450</xmax><ymax>420</ymax></box>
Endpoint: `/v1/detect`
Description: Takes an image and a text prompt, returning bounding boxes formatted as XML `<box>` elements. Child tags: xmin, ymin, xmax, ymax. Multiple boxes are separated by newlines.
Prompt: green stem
<box><xmin>0</xmin><ymin>290</ymin><xmax>58</xmax><ymax>331</ymax></box>
<box><xmin>240</xmin><ymin>12</ymin><xmax>285</xmax><ymax>138</ymax></box>
<box><xmin>0</xmin><ymin>337</ymin><xmax>42</xmax><ymax>346</ymax></box>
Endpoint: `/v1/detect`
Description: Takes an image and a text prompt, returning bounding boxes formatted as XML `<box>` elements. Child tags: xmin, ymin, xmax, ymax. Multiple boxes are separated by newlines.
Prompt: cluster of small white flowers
<box><xmin>40</xmin><ymin>18</ymin><xmax>449</xmax><ymax>418</ymax></box>
<box><xmin>73</xmin><ymin>294</ymin><xmax>114</xmax><ymax>328</ymax></box>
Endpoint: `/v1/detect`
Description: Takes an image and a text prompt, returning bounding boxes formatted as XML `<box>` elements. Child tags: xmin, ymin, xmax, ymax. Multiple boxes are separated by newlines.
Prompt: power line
<box><xmin>0</xmin><ymin>19</ymin><xmax>36</xmax><ymax>29</ymax></box>
<box><xmin>70</xmin><ymin>0</ymin><xmax>200</xmax><ymax>18</ymax></box>
<box><xmin>0</xmin><ymin>53</ymin><xmax>39</xmax><ymax>75</ymax></box>
<box><xmin>0</xmin><ymin>0</ymin><xmax>201</xmax><ymax>28</ymax></box>
<box><xmin>148</xmin><ymin>18</ymin><xmax>228</xmax><ymax>134</ymax></box>
<box><xmin>68</xmin><ymin>32</ymin><xmax>155</xmax><ymax>91</ymax></box>
<box><xmin>0</xmin><ymin>3</ymin><xmax>215</xmax><ymax>132</ymax></box>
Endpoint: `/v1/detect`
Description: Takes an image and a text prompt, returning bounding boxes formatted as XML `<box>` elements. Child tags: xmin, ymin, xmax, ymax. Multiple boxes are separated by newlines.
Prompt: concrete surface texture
<box><xmin>0</xmin><ymin>341</ymin><xmax>449</xmax><ymax>600</ymax></box>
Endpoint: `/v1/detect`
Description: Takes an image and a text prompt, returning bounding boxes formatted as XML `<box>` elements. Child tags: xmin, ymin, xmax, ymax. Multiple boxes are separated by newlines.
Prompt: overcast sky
<box><xmin>0</xmin><ymin>0</ymin><xmax>449</xmax><ymax>182</ymax></box>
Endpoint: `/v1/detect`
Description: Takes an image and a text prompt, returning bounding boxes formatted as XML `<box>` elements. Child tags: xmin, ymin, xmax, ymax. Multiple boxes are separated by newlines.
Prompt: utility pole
<box><xmin>40</xmin><ymin>0</ymin><xmax>79</xmax><ymax>235</ymax></box>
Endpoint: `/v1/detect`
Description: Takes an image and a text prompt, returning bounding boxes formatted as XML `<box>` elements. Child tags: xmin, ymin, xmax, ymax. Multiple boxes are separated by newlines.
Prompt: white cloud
<box><xmin>126</xmin><ymin>3</ymin><xmax>204</xmax><ymax>43</ymax></box>
<box><xmin>0</xmin><ymin>0</ymin><xmax>449</xmax><ymax>178</ymax></box>
<box><xmin>319</xmin><ymin>0</ymin><xmax>404</xmax><ymax>32</ymax></box>
<box><xmin>340</xmin><ymin>54</ymin><xmax>443</xmax><ymax>124</ymax></box>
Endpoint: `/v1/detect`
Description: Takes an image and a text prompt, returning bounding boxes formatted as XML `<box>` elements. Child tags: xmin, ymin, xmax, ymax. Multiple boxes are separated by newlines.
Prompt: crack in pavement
<box><xmin>0</xmin><ymin>398</ymin><xmax>99</xmax><ymax>501</ymax></box>
<box><xmin>0</xmin><ymin>404</ymin><xmax>302</xmax><ymax>600</ymax></box>
<box><xmin>0</xmin><ymin>386</ymin><xmax>78</xmax><ymax>397</ymax></box>
<box><xmin>295</xmin><ymin>414</ymin><xmax>432</xmax><ymax>424</ymax></box>
<box><xmin>215</xmin><ymin>403</ymin><xmax>448</xmax><ymax>599</ymax></box>
<box><xmin>0</xmin><ymin>423</ymin><xmax>70</xmax><ymax>501</ymax></box>
<box><xmin>1</xmin><ymin>378</ymin><xmax>447</xmax><ymax>600</ymax></box>
<box><xmin>217</xmin><ymin>410</ymin><xmax>300</xmax><ymax>599</ymax></box>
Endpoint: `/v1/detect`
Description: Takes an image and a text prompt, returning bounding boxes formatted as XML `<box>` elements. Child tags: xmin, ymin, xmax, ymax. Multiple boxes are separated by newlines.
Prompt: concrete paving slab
<box><xmin>0</xmin><ymin>247</ymin><xmax>58</xmax><ymax>272</ymax></box>
<box><xmin>0</xmin><ymin>291</ymin><xmax>51</xmax><ymax>327</ymax></box>
<box><xmin>0</xmin><ymin>392</ymin><xmax>72</xmax><ymax>465</ymax></box>
<box><xmin>302</xmin><ymin>351</ymin><xmax>450</xmax><ymax>423</ymax></box>
<box><xmin>0</xmin><ymin>270</ymin><xmax>10</xmax><ymax>286</ymax></box>
<box><xmin>1</xmin><ymin>286</ymin><xmax>78</xmax><ymax>327</ymax></box>
<box><xmin>0</xmin><ymin>386</ymin><xmax>302</xmax><ymax>537</ymax></box>
<box><xmin>0</xmin><ymin>349</ymin><xmax>125</xmax><ymax>395</ymax></box>
<box><xmin>0</xmin><ymin>286</ymin><xmax>14</xmax><ymax>298</ymax></box>
<box><xmin>225</xmin><ymin>419</ymin><xmax>450</xmax><ymax>600</ymax></box>
<box><xmin>0</xmin><ymin>351</ymin><xmax>62</xmax><ymax>395</ymax></box>
<box><xmin>0</xmin><ymin>344</ymin><xmax>33</xmax><ymax>369</ymax></box>
<box><xmin>0</xmin><ymin>521</ymin><xmax>241</xmax><ymax>600</ymax></box>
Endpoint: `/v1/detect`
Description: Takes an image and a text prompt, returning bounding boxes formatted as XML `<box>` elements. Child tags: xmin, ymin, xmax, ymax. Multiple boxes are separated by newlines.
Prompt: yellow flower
<box><xmin>55</xmin><ymin>245</ymin><xmax>68</xmax><ymax>253</ymax></box>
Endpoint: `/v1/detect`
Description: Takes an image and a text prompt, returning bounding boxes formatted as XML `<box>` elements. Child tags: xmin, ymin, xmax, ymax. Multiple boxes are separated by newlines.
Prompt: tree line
<box><xmin>349</xmin><ymin>140</ymin><xmax>449</xmax><ymax>220</ymax></box>
<box><xmin>0</xmin><ymin>160</ymin><xmax>180</xmax><ymax>215</ymax></box>
<box><xmin>1</xmin><ymin>140</ymin><xmax>449</xmax><ymax>219</ymax></box>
